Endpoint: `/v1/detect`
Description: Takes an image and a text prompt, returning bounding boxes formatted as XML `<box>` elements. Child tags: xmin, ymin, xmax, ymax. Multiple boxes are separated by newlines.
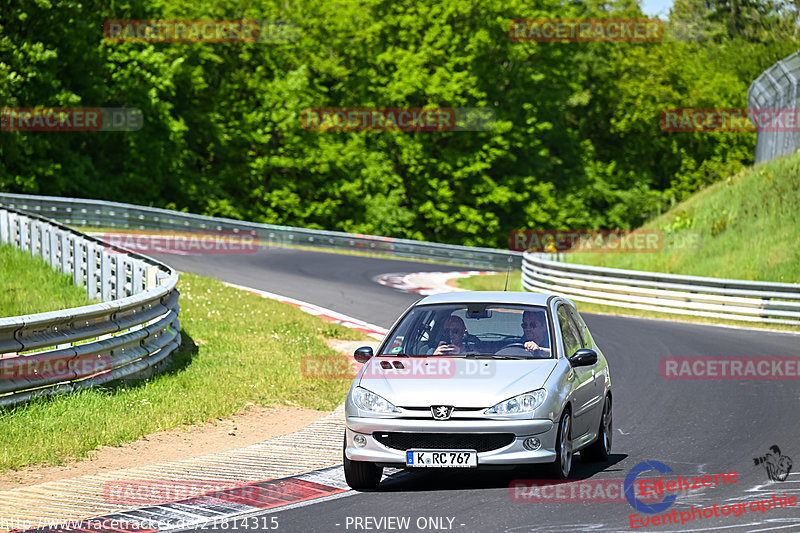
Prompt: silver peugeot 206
<box><xmin>343</xmin><ymin>291</ymin><xmax>612</xmax><ymax>489</ymax></box>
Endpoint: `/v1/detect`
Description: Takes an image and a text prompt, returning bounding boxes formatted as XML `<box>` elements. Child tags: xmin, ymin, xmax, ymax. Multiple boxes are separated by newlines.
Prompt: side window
<box><xmin>410</xmin><ymin>312</ymin><xmax>435</xmax><ymax>354</ymax></box>
<box><xmin>557</xmin><ymin>305</ymin><xmax>582</xmax><ymax>357</ymax></box>
<box><xmin>565</xmin><ymin>305</ymin><xmax>592</xmax><ymax>348</ymax></box>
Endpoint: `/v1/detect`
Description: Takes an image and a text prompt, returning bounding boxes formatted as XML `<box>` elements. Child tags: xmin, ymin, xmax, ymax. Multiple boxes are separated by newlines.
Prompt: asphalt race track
<box><xmin>150</xmin><ymin>246</ymin><xmax>800</xmax><ymax>533</ymax></box>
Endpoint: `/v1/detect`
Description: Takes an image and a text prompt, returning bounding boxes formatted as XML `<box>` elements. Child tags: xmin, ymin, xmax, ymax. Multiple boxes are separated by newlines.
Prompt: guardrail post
<box><xmin>110</xmin><ymin>254</ymin><xmax>118</xmax><ymax>299</ymax></box>
<box><xmin>31</xmin><ymin>220</ymin><xmax>40</xmax><ymax>259</ymax></box>
<box><xmin>0</xmin><ymin>209</ymin><xmax>8</xmax><ymax>244</ymax></box>
<box><xmin>20</xmin><ymin>216</ymin><xmax>29</xmax><ymax>252</ymax></box>
<box><xmin>101</xmin><ymin>249</ymin><xmax>112</xmax><ymax>301</ymax></box>
<box><xmin>39</xmin><ymin>223</ymin><xmax>49</xmax><ymax>263</ymax></box>
<box><xmin>146</xmin><ymin>266</ymin><xmax>158</xmax><ymax>290</ymax></box>
<box><xmin>40</xmin><ymin>224</ymin><xmax>48</xmax><ymax>263</ymax></box>
<box><xmin>11</xmin><ymin>213</ymin><xmax>20</xmax><ymax>248</ymax></box>
<box><xmin>86</xmin><ymin>243</ymin><xmax>99</xmax><ymax>300</ymax></box>
<box><xmin>132</xmin><ymin>262</ymin><xmax>144</xmax><ymax>294</ymax></box>
<box><xmin>115</xmin><ymin>255</ymin><xmax>127</xmax><ymax>299</ymax></box>
<box><xmin>49</xmin><ymin>226</ymin><xmax>59</xmax><ymax>268</ymax></box>
<box><xmin>73</xmin><ymin>239</ymin><xmax>85</xmax><ymax>288</ymax></box>
<box><xmin>60</xmin><ymin>232</ymin><xmax>70</xmax><ymax>274</ymax></box>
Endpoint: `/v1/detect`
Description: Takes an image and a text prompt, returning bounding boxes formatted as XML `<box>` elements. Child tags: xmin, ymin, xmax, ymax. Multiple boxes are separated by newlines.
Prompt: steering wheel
<box><xmin>495</xmin><ymin>343</ymin><xmax>551</xmax><ymax>358</ymax></box>
<box><xmin>494</xmin><ymin>343</ymin><xmax>528</xmax><ymax>356</ymax></box>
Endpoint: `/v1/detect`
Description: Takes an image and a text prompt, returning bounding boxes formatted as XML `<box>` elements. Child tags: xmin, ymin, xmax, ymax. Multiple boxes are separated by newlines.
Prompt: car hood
<box><xmin>356</xmin><ymin>357</ymin><xmax>558</xmax><ymax>408</ymax></box>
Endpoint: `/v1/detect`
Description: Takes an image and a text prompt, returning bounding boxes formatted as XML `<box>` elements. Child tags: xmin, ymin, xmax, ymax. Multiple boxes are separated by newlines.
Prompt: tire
<box><xmin>547</xmin><ymin>410</ymin><xmax>573</xmax><ymax>479</ymax></box>
<box><xmin>343</xmin><ymin>435</ymin><xmax>383</xmax><ymax>490</ymax></box>
<box><xmin>582</xmin><ymin>396</ymin><xmax>612</xmax><ymax>462</ymax></box>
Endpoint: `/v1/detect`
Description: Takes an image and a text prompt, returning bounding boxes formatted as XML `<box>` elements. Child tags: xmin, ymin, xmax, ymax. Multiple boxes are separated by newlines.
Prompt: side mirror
<box><xmin>568</xmin><ymin>348</ymin><xmax>597</xmax><ymax>367</ymax></box>
<box><xmin>354</xmin><ymin>346</ymin><xmax>374</xmax><ymax>364</ymax></box>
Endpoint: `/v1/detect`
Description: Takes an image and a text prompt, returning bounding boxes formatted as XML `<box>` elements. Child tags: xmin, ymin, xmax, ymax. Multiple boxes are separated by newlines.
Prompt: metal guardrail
<box><xmin>748</xmin><ymin>50</ymin><xmax>800</xmax><ymax>164</ymax></box>
<box><xmin>0</xmin><ymin>193</ymin><xmax>521</xmax><ymax>269</ymax></box>
<box><xmin>0</xmin><ymin>205</ymin><xmax>181</xmax><ymax>407</ymax></box>
<box><xmin>522</xmin><ymin>254</ymin><xmax>800</xmax><ymax>325</ymax></box>
<box><xmin>8</xmin><ymin>193</ymin><xmax>794</xmax><ymax>329</ymax></box>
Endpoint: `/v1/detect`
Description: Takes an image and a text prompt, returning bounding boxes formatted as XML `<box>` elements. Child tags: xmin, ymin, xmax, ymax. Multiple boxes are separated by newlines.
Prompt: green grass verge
<box><xmin>0</xmin><ymin>272</ymin><xmax>368</xmax><ymax>472</ymax></box>
<box><xmin>0</xmin><ymin>244</ymin><xmax>92</xmax><ymax>316</ymax></box>
<box><xmin>456</xmin><ymin>271</ymin><xmax>799</xmax><ymax>332</ymax></box>
<box><xmin>562</xmin><ymin>152</ymin><xmax>800</xmax><ymax>283</ymax></box>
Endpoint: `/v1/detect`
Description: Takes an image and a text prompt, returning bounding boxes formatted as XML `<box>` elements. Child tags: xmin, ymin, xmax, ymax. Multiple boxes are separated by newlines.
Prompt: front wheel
<box><xmin>343</xmin><ymin>435</ymin><xmax>383</xmax><ymax>489</ymax></box>
<box><xmin>547</xmin><ymin>410</ymin><xmax>573</xmax><ymax>479</ymax></box>
<box><xmin>582</xmin><ymin>396</ymin><xmax>612</xmax><ymax>462</ymax></box>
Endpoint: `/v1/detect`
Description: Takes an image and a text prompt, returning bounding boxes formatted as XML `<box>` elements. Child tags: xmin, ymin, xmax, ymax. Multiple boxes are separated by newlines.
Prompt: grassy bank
<box><xmin>563</xmin><ymin>152</ymin><xmax>800</xmax><ymax>283</ymax></box>
<box><xmin>458</xmin><ymin>153</ymin><xmax>799</xmax><ymax>331</ymax></box>
<box><xmin>0</xmin><ymin>244</ymin><xmax>92</xmax><ymax>316</ymax></box>
<box><xmin>0</xmin><ymin>272</ymin><xmax>368</xmax><ymax>472</ymax></box>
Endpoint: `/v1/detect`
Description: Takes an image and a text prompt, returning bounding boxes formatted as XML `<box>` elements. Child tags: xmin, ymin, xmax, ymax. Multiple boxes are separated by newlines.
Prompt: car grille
<box><xmin>373</xmin><ymin>432</ymin><xmax>515</xmax><ymax>452</ymax></box>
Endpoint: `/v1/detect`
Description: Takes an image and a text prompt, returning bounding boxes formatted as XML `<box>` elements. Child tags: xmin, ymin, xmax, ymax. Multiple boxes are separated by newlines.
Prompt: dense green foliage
<box><xmin>1</xmin><ymin>0</ymin><xmax>797</xmax><ymax>247</ymax></box>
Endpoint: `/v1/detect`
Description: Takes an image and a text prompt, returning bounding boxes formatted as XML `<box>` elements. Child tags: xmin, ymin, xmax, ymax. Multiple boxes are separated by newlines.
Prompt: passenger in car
<box><xmin>521</xmin><ymin>311</ymin><xmax>551</xmax><ymax>355</ymax></box>
<box><xmin>432</xmin><ymin>316</ymin><xmax>469</xmax><ymax>354</ymax></box>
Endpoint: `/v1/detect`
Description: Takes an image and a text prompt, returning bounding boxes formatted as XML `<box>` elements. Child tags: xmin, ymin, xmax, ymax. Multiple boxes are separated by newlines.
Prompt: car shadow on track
<box><xmin>372</xmin><ymin>453</ymin><xmax>628</xmax><ymax>492</ymax></box>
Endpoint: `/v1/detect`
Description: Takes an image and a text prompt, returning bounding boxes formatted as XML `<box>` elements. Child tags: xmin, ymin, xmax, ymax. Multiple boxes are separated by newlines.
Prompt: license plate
<box><xmin>405</xmin><ymin>450</ymin><xmax>477</xmax><ymax>468</ymax></box>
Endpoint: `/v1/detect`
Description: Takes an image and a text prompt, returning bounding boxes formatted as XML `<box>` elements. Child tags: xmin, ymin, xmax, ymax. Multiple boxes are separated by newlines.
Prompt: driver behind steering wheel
<box><xmin>520</xmin><ymin>310</ymin><xmax>551</xmax><ymax>356</ymax></box>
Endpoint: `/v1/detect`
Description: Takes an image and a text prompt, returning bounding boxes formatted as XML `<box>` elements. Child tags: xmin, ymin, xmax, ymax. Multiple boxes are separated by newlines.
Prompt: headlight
<box><xmin>485</xmin><ymin>389</ymin><xmax>546</xmax><ymax>415</ymax></box>
<box><xmin>352</xmin><ymin>387</ymin><xmax>400</xmax><ymax>413</ymax></box>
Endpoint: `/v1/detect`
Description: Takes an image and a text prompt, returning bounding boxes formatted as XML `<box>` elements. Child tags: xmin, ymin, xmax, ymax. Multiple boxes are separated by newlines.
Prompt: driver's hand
<box><xmin>524</xmin><ymin>342</ymin><xmax>550</xmax><ymax>353</ymax></box>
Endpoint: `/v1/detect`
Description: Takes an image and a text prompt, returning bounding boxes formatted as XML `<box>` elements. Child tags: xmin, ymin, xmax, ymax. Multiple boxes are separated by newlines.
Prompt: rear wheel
<box><xmin>547</xmin><ymin>410</ymin><xmax>573</xmax><ymax>479</ymax></box>
<box><xmin>582</xmin><ymin>396</ymin><xmax>612</xmax><ymax>462</ymax></box>
<box><xmin>343</xmin><ymin>434</ymin><xmax>383</xmax><ymax>489</ymax></box>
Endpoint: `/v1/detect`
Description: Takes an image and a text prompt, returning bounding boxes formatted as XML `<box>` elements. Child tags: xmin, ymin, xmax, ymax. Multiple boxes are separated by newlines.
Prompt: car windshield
<box><xmin>379</xmin><ymin>303</ymin><xmax>553</xmax><ymax>359</ymax></box>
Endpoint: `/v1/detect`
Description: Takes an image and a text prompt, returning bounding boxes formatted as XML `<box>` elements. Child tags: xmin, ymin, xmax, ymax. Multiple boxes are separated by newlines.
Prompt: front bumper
<box><xmin>344</xmin><ymin>416</ymin><xmax>557</xmax><ymax>466</ymax></box>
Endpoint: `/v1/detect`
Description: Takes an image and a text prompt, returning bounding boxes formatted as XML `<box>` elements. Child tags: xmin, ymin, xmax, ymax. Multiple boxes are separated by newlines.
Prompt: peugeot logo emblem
<box><xmin>431</xmin><ymin>405</ymin><xmax>454</xmax><ymax>420</ymax></box>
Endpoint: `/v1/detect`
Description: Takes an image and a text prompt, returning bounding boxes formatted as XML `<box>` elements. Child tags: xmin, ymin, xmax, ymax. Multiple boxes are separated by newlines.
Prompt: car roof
<box><xmin>415</xmin><ymin>290</ymin><xmax>555</xmax><ymax>307</ymax></box>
